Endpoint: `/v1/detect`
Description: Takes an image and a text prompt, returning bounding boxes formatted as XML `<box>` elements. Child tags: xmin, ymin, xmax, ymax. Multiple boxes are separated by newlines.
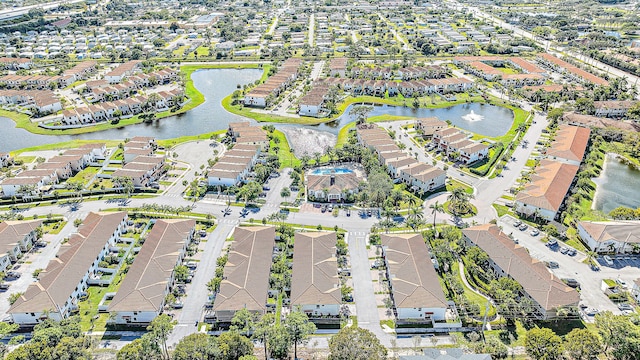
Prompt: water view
<box><xmin>302</xmin><ymin>102</ymin><xmax>514</xmax><ymax>137</ymax></box>
<box><xmin>0</xmin><ymin>68</ymin><xmax>263</xmax><ymax>152</ymax></box>
<box><xmin>592</xmin><ymin>154</ymin><xmax>640</xmax><ymax>213</ymax></box>
<box><xmin>0</xmin><ymin>69</ymin><xmax>515</xmax><ymax>153</ymax></box>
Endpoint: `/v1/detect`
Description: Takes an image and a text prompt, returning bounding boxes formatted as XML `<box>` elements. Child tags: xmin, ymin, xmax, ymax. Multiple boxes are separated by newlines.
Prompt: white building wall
<box><xmin>397</xmin><ymin>307</ymin><xmax>446</xmax><ymax>321</ymax></box>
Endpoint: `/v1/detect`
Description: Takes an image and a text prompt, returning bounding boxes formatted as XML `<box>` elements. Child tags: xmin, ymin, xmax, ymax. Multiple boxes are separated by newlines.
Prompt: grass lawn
<box><xmin>157</xmin><ymin>129</ymin><xmax>227</xmax><ymax>148</ymax></box>
<box><xmin>269</xmin><ymin>130</ymin><xmax>300</xmax><ymax>168</ymax></box>
<box><xmin>447</xmin><ymin>179</ymin><xmax>474</xmax><ymax>194</ymax></box>
<box><xmin>493</xmin><ymin>204</ymin><xmax>512</xmax><ymax>217</ymax></box>
<box><xmin>42</xmin><ymin>220</ymin><xmax>67</xmax><ymax>234</ymax></box>
<box><xmin>67</xmin><ymin>166</ymin><xmax>100</xmax><ymax>186</ymax></box>
<box><xmin>336</xmin><ymin>122</ymin><xmax>356</xmax><ymax>147</ymax></box>
<box><xmin>78</xmin><ymin>268</ymin><xmax>129</xmax><ymax>332</ymax></box>
<box><xmin>452</xmin><ymin>261</ymin><xmax>496</xmax><ymax>318</ymax></box>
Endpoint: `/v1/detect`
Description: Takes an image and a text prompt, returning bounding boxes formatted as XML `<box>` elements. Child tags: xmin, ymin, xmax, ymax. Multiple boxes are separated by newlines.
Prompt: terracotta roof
<box><xmin>291</xmin><ymin>232</ymin><xmax>341</xmax><ymax>306</ymax></box>
<box><xmin>108</xmin><ymin>219</ymin><xmax>195</xmax><ymax>313</ymax></box>
<box><xmin>515</xmin><ymin>159</ymin><xmax>579</xmax><ymax>213</ymax></box>
<box><xmin>9</xmin><ymin>212</ymin><xmax>126</xmax><ymax>314</ymax></box>
<box><xmin>463</xmin><ymin>224</ymin><xmax>580</xmax><ymax>311</ymax></box>
<box><xmin>546</xmin><ymin>125</ymin><xmax>590</xmax><ymax>163</ymax></box>
<box><xmin>382</xmin><ymin>233</ymin><xmax>447</xmax><ymax>309</ymax></box>
<box><xmin>213</xmin><ymin>226</ymin><xmax>275</xmax><ymax>313</ymax></box>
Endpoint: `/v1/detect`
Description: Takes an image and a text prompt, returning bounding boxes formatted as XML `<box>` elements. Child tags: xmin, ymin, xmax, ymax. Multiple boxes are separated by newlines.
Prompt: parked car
<box><xmin>186</xmin><ymin>261</ymin><xmax>198</xmax><ymax>270</ymax></box>
<box><xmin>547</xmin><ymin>238</ymin><xmax>558</xmax><ymax>247</ymax></box>
<box><xmin>567</xmin><ymin>249</ymin><xmax>577</xmax><ymax>256</ymax></box>
<box><xmin>562</xmin><ymin>278</ymin><xmax>580</xmax><ymax>288</ymax></box>
<box><xmin>171</xmin><ymin>302</ymin><xmax>184</xmax><ymax>309</ymax></box>
<box><xmin>4</xmin><ymin>272</ymin><xmax>20</xmax><ymax>281</ymax></box>
<box><xmin>618</xmin><ymin>303</ymin><xmax>633</xmax><ymax>311</ymax></box>
<box><xmin>513</xmin><ymin>219</ymin><xmax>522</xmax><ymax>227</ymax></box>
<box><xmin>616</xmin><ymin>278</ymin><xmax>628</xmax><ymax>287</ymax></box>
<box><xmin>603</xmin><ymin>255</ymin><xmax>614</xmax><ymax>266</ymax></box>
<box><xmin>545</xmin><ymin>261</ymin><xmax>559</xmax><ymax>269</ymax></box>
<box><xmin>0</xmin><ymin>283</ymin><xmax>9</xmax><ymax>291</ymax></box>
<box><xmin>530</xmin><ymin>229</ymin><xmax>540</xmax><ymax>236</ymax></box>
<box><xmin>560</xmin><ymin>247</ymin><xmax>569</xmax><ymax>254</ymax></box>
<box><xmin>519</xmin><ymin>224</ymin><xmax>528</xmax><ymax>231</ymax></box>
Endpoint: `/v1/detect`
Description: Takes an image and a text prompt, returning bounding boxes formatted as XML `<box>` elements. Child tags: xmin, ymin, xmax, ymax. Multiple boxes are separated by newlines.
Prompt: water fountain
<box><xmin>461</xmin><ymin>110</ymin><xmax>485</xmax><ymax>122</ymax></box>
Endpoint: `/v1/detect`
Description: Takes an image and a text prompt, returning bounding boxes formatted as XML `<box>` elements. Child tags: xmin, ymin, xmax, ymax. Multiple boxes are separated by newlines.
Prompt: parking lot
<box><xmin>498</xmin><ymin>215</ymin><xmax>638</xmax><ymax>318</ymax></box>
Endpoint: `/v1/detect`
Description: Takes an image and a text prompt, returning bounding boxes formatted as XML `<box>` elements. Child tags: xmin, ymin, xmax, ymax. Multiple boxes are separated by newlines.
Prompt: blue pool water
<box><xmin>311</xmin><ymin>167</ymin><xmax>354</xmax><ymax>175</ymax></box>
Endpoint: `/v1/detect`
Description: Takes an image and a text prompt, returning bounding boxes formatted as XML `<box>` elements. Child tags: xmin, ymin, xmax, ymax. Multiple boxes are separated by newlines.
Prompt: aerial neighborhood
<box><xmin>0</xmin><ymin>0</ymin><xmax>639</xmax><ymax>358</ymax></box>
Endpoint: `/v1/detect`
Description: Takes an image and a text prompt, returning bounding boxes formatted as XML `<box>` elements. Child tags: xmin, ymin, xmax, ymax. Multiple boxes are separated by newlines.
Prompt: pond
<box><xmin>0</xmin><ymin>69</ymin><xmax>515</xmax><ymax>154</ymax></box>
<box><xmin>592</xmin><ymin>154</ymin><xmax>640</xmax><ymax>214</ymax></box>
<box><xmin>296</xmin><ymin>102</ymin><xmax>515</xmax><ymax>137</ymax></box>
<box><xmin>0</xmin><ymin>68</ymin><xmax>263</xmax><ymax>152</ymax></box>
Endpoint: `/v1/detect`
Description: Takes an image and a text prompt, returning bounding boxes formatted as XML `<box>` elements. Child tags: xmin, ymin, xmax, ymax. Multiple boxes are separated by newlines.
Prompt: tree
<box><xmin>237</xmin><ymin>181</ymin><xmax>262</xmax><ymax>204</ymax></box>
<box><xmin>595</xmin><ymin>311</ymin><xmax>640</xmax><ymax>359</ymax></box>
<box><xmin>266</xmin><ymin>325</ymin><xmax>291</xmax><ymax>360</ymax></box>
<box><xmin>547</xmin><ymin>108</ymin><xmax>564</xmax><ymax>122</ymax></box>
<box><xmin>525</xmin><ymin>327</ymin><xmax>563</xmax><ymax>360</ymax></box>
<box><xmin>231</xmin><ymin>308</ymin><xmax>258</xmax><ymax>336</ymax></box>
<box><xmin>284</xmin><ymin>310</ymin><xmax>316</xmax><ymax>360</ymax></box>
<box><xmin>113</xmin><ymin>176</ymin><xmax>135</xmax><ymax>198</ymax></box>
<box><xmin>429</xmin><ymin>200</ymin><xmax>445</xmax><ymax>236</ymax></box>
<box><xmin>218</xmin><ymin>331</ymin><xmax>253</xmax><ymax>360</ymax></box>
<box><xmin>328</xmin><ymin>326</ymin><xmax>387</xmax><ymax>360</ymax></box>
<box><xmin>173</xmin><ymin>265</ymin><xmax>189</xmax><ymax>283</ymax></box>
<box><xmin>280</xmin><ymin>187</ymin><xmax>291</xmax><ymax>199</ymax></box>
<box><xmin>349</xmin><ymin>105</ymin><xmax>374</xmax><ymax>124</ymax></box>
<box><xmin>252</xmin><ymin>313</ymin><xmax>276</xmax><ymax>359</ymax></box>
<box><xmin>447</xmin><ymin>187</ymin><xmax>474</xmax><ymax>217</ymax></box>
<box><xmin>146</xmin><ymin>314</ymin><xmax>176</xmax><ymax>360</ymax></box>
<box><xmin>565</xmin><ymin>328</ymin><xmax>601</xmax><ymax>360</ymax></box>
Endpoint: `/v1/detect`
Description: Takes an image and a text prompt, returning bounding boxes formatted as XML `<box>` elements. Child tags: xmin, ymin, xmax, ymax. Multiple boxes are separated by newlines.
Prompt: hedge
<box><xmin>469</xmin><ymin>143</ymin><xmax>505</xmax><ymax>176</ymax></box>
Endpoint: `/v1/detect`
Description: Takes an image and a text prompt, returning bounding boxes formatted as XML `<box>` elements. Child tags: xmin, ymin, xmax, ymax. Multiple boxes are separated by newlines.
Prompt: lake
<box><xmin>294</xmin><ymin>102</ymin><xmax>515</xmax><ymax>137</ymax></box>
<box><xmin>0</xmin><ymin>68</ymin><xmax>263</xmax><ymax>152</ymax></box>
<box><xmin>0</xmin><ymin>69</ymin><xmax>515</xmax><ymax>153</ymax></box>
<box><xmin>592</xmin><ymin>154</ymin><xmax>640</xmax><ymax>214</ymax></box>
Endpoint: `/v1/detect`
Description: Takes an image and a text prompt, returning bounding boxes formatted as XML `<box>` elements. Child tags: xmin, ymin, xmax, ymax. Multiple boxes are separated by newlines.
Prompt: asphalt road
<box><xmin>167</xmin><ymin>222</ymin><xmax>237</xmax><ymax>346</ymax></box>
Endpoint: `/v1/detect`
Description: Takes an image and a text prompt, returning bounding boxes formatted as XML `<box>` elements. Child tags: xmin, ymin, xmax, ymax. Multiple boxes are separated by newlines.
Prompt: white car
<box><xmin>530</xmin><ymin>229</ymin><xmax>540</xmax><ymax>236</ymax></box>
<box><xmin>603</xmin><ymin>255</ymin><xmax>614</xmax><ymax>266</ymax></box>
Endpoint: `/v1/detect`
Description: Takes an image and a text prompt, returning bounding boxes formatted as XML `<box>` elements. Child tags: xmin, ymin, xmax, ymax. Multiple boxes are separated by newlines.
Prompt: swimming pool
<box><xmin>311</xmin><ymin>167</ymin><xmax>354</xmax><ymax>175</ymax></box>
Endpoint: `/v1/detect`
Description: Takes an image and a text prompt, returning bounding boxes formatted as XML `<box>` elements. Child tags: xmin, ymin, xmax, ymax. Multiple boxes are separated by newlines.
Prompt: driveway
<box><xmin>262</xmin><ymin>168</ymin><xmax>295</xmax><ymax>212</ymax></box>
<box><xmin>167</xmin><ymin>222</ymin><xmax>237</xmax><ymax>346</ymax></box>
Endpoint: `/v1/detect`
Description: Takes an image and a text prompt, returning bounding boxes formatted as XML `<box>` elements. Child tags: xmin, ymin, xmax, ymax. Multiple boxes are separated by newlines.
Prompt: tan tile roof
<box><xmin>9</xmin><ymin>212</ymin><xmax>127</xmax><ymax>314</ymax></box>
<box><xmin>546</xmin><ymin>125</ymin><xmax>590</xmax><ymax>163</ymax></box>
<box><xmin>463</xmin><ymin>224</ymin><xmax>580</xmax><ymax>311</ymax></box>
<box><xmin>213</xmin><ymin>226</ymin><xmax>275</xmax><ymax>313</ymax></box>
<box><xmin>108</xmin><ymin>219</ymin><xmax>195</xmax><ymax>313</ymax></box>
<box><xmin>381</xmin><ymin>233</ymin><xmax>447</xmax><ymax>309</ymax></box>
<box><xmin>0</xmin><ymin>219</ymin><xmax>42</xmax><ymax>254</ymax></box>
<box><xmin>307</xmin><ymin>173</ymin><xmax>361</xmax><ymax>192</ymax></box>
<box><xmin>578</xmin><ymin>221</ymin><xmax>640</xmax><ymax>244</ymax></box>
<box><xmin>291</xmin><ymin>232</ymin><xmax>341</xmax><ymax>306</ymax></box>
<box><xmin>515</xmin><ymin>159</ymin><xmax>579</xmax><ymax>213</ymax></box>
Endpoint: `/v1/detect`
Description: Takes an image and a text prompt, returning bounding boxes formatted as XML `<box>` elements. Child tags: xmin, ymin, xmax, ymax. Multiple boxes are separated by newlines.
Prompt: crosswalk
<box><xmin>217</xmin><ymin>218</ymin><xmax>239</xmax><ymax>225</ymax></box>
<box><xmin>349</xmin><ymin>231</ymin><xmax>368</xmax><ymax>237</ymax></box>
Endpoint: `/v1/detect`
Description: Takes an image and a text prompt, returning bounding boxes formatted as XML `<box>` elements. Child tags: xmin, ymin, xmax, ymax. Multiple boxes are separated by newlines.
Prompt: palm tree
<box><xmin>406</xmin><ymin>206</ymin><xmax>424</xmax><ymax>231</ymax></box>
<box><xmin>447</xmin><ymin>187</ymin><xmax>473</xmax><ymax>217</ymax></box>
<box><xmin>429</xmin><ymin>201</ymin><xmax>445</xmax><ymax>237</ymax></box>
